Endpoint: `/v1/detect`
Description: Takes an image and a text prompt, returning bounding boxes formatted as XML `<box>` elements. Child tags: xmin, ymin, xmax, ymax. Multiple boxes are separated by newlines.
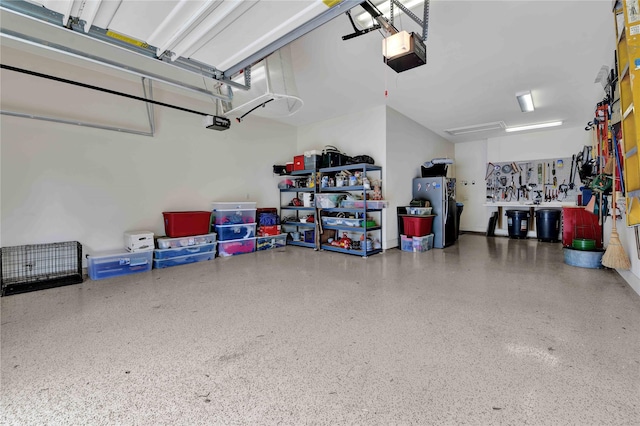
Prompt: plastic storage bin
<box><xmin>402</xmin><ymin>215</ymin><xmax>434</xmax><ymax>237</ymax></box>
<box><xmin>87</xmin><ymin>250</ymin><xmax>152</xmax><ymax>280</ymax></box>
<box><xmin>124</xmin><ymin>231</ymin><xmax>154</xmax><ymax>252</ymax></box>
<box><xmin>256</xmin><ymin>234</ymin><xmax>287</xmax><ymax>251</ymax></box>
<box><xmin>341</xmin><ymin>200</ymin><xmax>388</xmax><ymax>209</ymax></box>
<box><xmin>315</xmin><ymin>193</ymin><xmax>343</xmax><ymax>208</ymax></box>
<box><xmin>412</xmin><ymin>234</ymin><xmax>434</xmax><ymax>252</ymax></box>
<box><xmin>293</xmin><ymin>155</ymin><xmax>305</xmax><ymax>170</ymax></box>
<box><xmin>212</xmin><ymin>201</ymin><xmax>257</xmax><ymax>211</ymax></box>
<box><xmin>304</xmin><ymin>154</ymin><xmax>322</xmax><ymax>170</ymax></box>
<box><xmin>163</xmin><ymin>211</ymin><xmax>212</xmax><ymax>238</ymax></box>
<box><xmin>405</xmin><ymin>206</ymin><xmax>433</xmax><ymax>215</ymax></box>
<box><xmin>153</xmin><ymin>251</ymin><xmax>215</xmax><ymax>269</ymax></box>
<box><xmin>212</xmin><ymin>202</ymin><xmax>257</xmax><ymax>226</ymax></box>
<box><xmin>153</xmin><ymin>242</ymin><xmax>216</xmax><ymax>259</ymax></box>
<box><xmin>322</xmin><ymin>217</ymin><xmax>362</xmax><ymax>227</ymax></box>
<box><xmin>218</xmin><ymin>237</ymin><xmax>256</xmax><ymax>257</ymax></box>
<box><xmin>156</xmin><ymin>232</ymin><xmax>216</xmax><ymax>249</ymax></box>
<box><xmin>214</xmin><ymin>223</ymin><xmax>256</xmax><ymax>241</ymax></box>
<box><xmin>400</xmin><ymin>235</ymin><xmax>413</xmax><ymax>252</ymax></box>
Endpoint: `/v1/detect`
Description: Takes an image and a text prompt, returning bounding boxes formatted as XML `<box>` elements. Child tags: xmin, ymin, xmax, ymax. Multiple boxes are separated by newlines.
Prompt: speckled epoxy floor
<box><xmin>2</xmin><ymin>234</ymin><xmax>639</xmax><ymax>425</ymax></box>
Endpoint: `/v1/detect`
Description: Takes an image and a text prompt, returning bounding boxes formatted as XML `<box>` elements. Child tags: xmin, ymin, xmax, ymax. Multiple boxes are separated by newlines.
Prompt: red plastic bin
<box><xmin>162</xmin><ymin>211</ymin><xmax>212</xmax><ymax>238</ymax></box>
<box><xmin>293</xmin><ymin>155</ymin><xmax>305</xmax><ymax>170</ymax></box>
<box><xmin>402</xmin><ymin>215</ymin><xmax>434</xmax><ymax>237</ymax></box>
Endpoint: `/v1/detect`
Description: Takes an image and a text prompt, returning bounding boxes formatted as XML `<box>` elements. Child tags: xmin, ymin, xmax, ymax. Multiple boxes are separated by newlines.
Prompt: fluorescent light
<box><xmin>505</xmin><ymin>121</ymin><xmax>563</xmax><ymax>132</ymax></box>
<box><xmin>383</xmin><ymin>31</ymin><xmax>411</xmax><ymax>59</ymax></box>
<box><xmin>445</xmin><ymin>121</ymin><xmax>506</xmax><ymax>136</ymax></box>
<box><xmin>516</xmin><ymin>90</ymin><xmax>534</xmax><ymax>112</ymax></box>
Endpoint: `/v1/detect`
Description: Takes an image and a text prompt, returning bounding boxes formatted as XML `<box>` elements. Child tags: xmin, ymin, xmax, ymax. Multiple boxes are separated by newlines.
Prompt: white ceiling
<box><xmin>283</xmin><ymin>0</ymin><xmax>616</xmax><ymax>142</ymax></box>
<box><xmin>1</xmin><ymin>0</ymin><xmax>616</xmax><ymax>143</ymax></box>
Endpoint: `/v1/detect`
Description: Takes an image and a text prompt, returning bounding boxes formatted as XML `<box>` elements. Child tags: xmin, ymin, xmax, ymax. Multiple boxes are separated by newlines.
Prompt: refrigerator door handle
<box><xmin>443</xmin><ymin>181</ymin><xmax>448</xmax><ymax>224</ymax></box>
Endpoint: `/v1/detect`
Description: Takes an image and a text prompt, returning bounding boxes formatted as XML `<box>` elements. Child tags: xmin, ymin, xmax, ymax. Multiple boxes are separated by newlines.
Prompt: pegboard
<box><xmin>485</xmin><ymin>157</ymin><xmax>580</xmax><ymax>203</ymax></box>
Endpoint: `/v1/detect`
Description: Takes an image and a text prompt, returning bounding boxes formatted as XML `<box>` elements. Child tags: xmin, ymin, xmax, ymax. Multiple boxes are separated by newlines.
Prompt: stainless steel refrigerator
<box><xmin>412</xmin><ymin>177</ymin><xmax>458</xmax><ymax>248</ymax></box>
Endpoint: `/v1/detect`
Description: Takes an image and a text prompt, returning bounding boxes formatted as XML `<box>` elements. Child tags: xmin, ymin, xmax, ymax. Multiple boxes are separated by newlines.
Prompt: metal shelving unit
<box><xmin>317</xmin><ymin>163</ymin><xmax>383</xmax><ymax>257</ymax></box>
<box><xmin>279</xmin><ymin>169</ymin><xmax>317</xmax><ymax>249</ymax></box>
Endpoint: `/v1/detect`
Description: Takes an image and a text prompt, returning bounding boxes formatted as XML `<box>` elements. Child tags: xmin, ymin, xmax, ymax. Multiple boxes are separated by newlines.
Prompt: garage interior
<box><xmin>1</xmin><ymin>0</ymin><xmax>639</xmax><ymax>424</ymax></box>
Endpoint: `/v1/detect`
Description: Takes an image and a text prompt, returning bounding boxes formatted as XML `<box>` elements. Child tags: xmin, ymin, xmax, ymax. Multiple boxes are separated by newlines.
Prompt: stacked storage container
<box><xmin>255</xmin><ymin>208</ymin><xmax>286</xmax><ymax>251</ymax></box>
<box><xmin>87</xmin><ymin>230</ymin><xmax>155</xmax><ymax>280</ymax></box>
<box><xmin>155</xmin><ymin>212</ymin><xmax>217</xmax><ymax>268</ymax></box>
<box><xmin>212</xmin><ymin>202</ymin><xmax>258</xmax><ymax>257</ymax></box>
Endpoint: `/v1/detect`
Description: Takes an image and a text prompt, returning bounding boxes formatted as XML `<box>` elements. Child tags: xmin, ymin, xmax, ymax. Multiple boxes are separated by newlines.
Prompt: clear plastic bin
<box><xmin>211</xmin><ymin>202</ymin><xmax>257</xmax><ymax>210</ymax></box>
<box><xmin>400</xmin><ymin>235</ymin><xmax>413</xmax><ymax>252</ymax></box>
<box><xmin>212</xmin><ymin>209</ymin><xmax>257</xmax><ymax>225</ymax></box>
<box><xmin>412</xmin><ymin>234</ymin><xmax>434</xmax><ymax>252</ymax></box>
<box><xmin>153</xmin><ymin>242</ymin><xmax>216</xmax><ymax>259</ymax></box>
<box><xmin>256</xmin><ymin>234</ymin><xmax>287</xmax><ymax>251</ymax></box>
<box><xmin>153</xmin><ymin>251</ymin><xmax>215</xmax><ymax>269</ymax></box>
<box><xmin>87</xmin><ymin>250</ymin><xmax>152</xmax><ymax>280</ymax></box>
<box><xmin>321</xmin><ymin>217</ymin><xmax>362</xmax><ymax>227</ymax></box>
<box><xmin>406</xmin><ymin>206</ymin><xmax>432</xmax><ymax>215</ymax></box>
<box><xmin>214</xmin><ymin>223</ymin><xmax>256</xmax><ymax>241</ymax></box>
<box><xmin>156</xmin><ymin>232</ymin><xmax>216</xmax><ymax>249</ymax></box>
<box><xmin>218</xmin><ymin>237</ymin><xmax>256</xmax><ymax>257</ymax></box>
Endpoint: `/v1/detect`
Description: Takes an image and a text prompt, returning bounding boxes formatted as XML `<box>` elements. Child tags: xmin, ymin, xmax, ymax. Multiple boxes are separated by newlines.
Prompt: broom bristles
<box><xmin>602</xmin><ymin>229</ymin><xmax>631</xmax><ymax>269</ymax></box>
<box><xmin>603</xmin><ymin>157</ymin><xmax>614</xmax><ymax>175</ymax></box>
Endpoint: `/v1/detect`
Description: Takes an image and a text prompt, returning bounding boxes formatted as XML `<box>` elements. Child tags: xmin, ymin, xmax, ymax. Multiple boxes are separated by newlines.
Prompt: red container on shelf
<box><xmin>402</xmin><ymin>216</ymin><xmax>434</xmax><ymax>237</ymax></box>
<box><xmin>162</xmin><ymin>211</ymin><xmax>212</xmax><ymax>237</ymax></box>
<box><xmin>285</xmin><ymin>162</ymin><xmax>294</xmax><ymax>173</ymax></box>
<box><xmin>293</xmin><ymin>155</ymin><xmax>305</xmax><ymax>170</ymax></box>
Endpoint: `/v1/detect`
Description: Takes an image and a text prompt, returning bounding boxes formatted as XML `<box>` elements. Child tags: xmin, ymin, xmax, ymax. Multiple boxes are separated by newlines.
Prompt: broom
<box><xmin>601</xmin><ymin>132</ymin><xmax>631</xmax><ymax>270</ymax></box>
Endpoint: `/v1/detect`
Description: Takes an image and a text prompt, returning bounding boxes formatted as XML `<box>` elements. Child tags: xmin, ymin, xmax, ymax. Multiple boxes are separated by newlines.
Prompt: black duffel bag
<box><xmin>347</xmin><ymin>155</ymin><xmax>375</xmax><ymax>165</ymax></box>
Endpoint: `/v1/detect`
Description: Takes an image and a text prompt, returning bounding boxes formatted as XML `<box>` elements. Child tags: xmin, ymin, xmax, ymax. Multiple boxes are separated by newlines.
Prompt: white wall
<box><xmin>1</xmin><ymin>49</ymin><xmax>297</xmax><ymax>258</ymax></box>
<box><xmin>454</xmin><ymin>140</ymin><xmax>488</xmax><ymax>233</ymax></box>
<box><xmin>487</xmin><ymin>125</ymin><xmax>591</xmax><ymax>162</ymax></box>
<box><xmin>386</xmin><ymin>107</ymin><xmax>454</xmax><ymax>247</ymax></box>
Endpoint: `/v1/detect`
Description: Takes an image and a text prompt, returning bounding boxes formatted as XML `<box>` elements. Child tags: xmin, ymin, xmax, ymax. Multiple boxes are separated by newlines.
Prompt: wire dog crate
<box><xmin>1</xmin><ymin>241</ymin><xmax>83</xmax><ymax>296</ymax></box>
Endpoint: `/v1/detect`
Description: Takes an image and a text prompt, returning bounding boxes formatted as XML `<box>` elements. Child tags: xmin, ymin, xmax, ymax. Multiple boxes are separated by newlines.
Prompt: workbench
<box><xmin>483</xmin><ymin>201</ymin><xmax>578</xmax><ymax>236</ymax></box>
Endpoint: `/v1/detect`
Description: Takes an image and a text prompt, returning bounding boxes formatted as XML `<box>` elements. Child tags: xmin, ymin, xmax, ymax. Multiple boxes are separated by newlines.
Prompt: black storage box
<box><xmin>421</xmin><ymin>164</ymin><xmax>448</xmax><ymax>177</ymax></box>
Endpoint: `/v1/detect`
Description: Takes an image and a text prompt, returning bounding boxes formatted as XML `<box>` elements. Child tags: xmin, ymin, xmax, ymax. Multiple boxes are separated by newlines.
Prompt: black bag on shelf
<box><xmin>348</xmin><ymin>155</ymin><xmax>375</xmax><ymax>165</ymax></box>
<box><xmin>322</xmin><ymin>145</ymin><xmax>347</xmax><ymax>168</ymax></box>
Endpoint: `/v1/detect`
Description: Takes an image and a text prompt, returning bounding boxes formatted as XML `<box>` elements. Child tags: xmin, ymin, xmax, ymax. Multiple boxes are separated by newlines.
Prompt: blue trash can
<box><xmin>506</xmin><ymin>210</ymin><xmax>529</xmax><ymax>239</ymax></box>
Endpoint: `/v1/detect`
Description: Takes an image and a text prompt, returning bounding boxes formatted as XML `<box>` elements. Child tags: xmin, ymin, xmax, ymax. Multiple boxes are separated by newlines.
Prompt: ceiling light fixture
<box><xmin>444</xmin><ymin>121</ymin><xmax>506</xmax><ymax>136</ymax></box>
<box><xmin>516</xmin><ymin>91</ymin><xmax>535</xmax><ymax>112</ymax></box>
<box><xmin>505</xmin><ymin>121</ymin><xmax>563</xmax><ymax>132</ymax></box>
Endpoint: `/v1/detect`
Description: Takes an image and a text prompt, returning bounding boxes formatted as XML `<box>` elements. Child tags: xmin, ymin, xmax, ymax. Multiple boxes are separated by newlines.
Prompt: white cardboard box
<box><xmin>124</xmin><ymin>231</ymin><xmax>155</xmax><ymax>252</ymax></box>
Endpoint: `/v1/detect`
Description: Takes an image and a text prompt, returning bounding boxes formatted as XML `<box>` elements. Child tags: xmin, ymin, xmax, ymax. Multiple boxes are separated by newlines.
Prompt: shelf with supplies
<box><xmin>278</xmin><ymin>169</ymin><xmax>317</xmax><ymax>249</ymax></box>
<box><xmin>614</xmin><ymin>1</ymin><xmax>640</xmax><ymax>225</ymax></box>
<box><xmin>316</xmin><ymin>163</ymin><xmax>384</xmax><ymax>257</ymax></box>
